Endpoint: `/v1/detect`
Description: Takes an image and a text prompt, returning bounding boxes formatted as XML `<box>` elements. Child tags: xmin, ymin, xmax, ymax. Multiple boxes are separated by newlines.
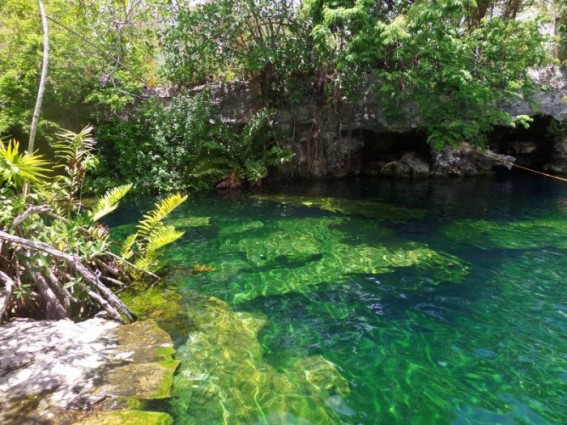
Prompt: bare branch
<box><xmin>0</xmin><ymin>230</ymin><xmax>134</xmax><ymax>323</ymax></box>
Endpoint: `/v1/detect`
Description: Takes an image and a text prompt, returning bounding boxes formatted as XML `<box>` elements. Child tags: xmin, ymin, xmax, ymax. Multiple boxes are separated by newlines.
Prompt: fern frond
<box><xmin>91</xmin><ymin>184</ymin><xmax>133</xmax><ymax>221</ymax></box>
<box><xmin>120</xmin><ymin>232</ymin><xmax>138</xmax><ymax>260</ymax></box>
<box><xmin>137</xmin><ymin>193</ymin><xmax>188</xmax><ymax>237</ymax></box>
<box><xmin>135</xmin><ymin>225</ymin><xmax>184</xmax><ymax>272</ymax></box>
<box><xmin>145</xmin><ymin>225</ymin><xmax>185</xmax><ymax>255</ymax></box>
<box><xmin>189</xmin><ymin>157</ymin><xmax>236</xmax><ymax>179</ymax></box>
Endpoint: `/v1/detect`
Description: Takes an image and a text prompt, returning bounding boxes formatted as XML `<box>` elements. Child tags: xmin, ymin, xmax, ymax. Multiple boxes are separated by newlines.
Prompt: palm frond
<box><xmin>137</xmin><ymin>193</ymin><xmax>188</xmax><ymax>237</ymax></box>
<box><xmin>0</xmin><ymin>139</ymin><xmax>51</xmax><ymax>188</ymax></box>
<box><xmin>90</xmin><ymin>184</ymin><xmax>133</xmax><ymax>221</ymax></box>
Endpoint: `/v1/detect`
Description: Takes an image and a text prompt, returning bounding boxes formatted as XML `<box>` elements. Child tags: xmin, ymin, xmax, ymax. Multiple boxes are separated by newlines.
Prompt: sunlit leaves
<box><xmin>303</xmin><ymin>0</ymin><xmax>549</xmax><ymax>148</ymax></box>
<box><xmin>0</xmin><ymin>139</ymin><xmax>50</xmax><ymax>188</ymax></box>
<box><xmin>90</xmin><ymin>183</ymin><xmax>133</xmax><ymax>221</ymax></box>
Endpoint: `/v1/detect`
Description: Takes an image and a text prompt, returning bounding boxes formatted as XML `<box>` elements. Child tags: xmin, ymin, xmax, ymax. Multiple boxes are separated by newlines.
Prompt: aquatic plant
<box><xmin>176</xmin><ymin>216</ymin><xmax>468</xmax><ymax>304</ymax></box>
<box><xmin>165</xmin><ymin>216</ymin><xmax>211</xmax><ymax>229</ymax></box>
<box><xmin>220</xmin><ymin>217</ymin><xmax>344</xmax><ymax>267</ymax></box>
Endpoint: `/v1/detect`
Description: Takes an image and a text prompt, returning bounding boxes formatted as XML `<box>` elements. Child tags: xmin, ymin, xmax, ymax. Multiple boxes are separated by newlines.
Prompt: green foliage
<box><xmin>556</xmin><ymin>0</ymin><xmax>567</xmax><ymax>62</ymax></box>
<box><xmin>304</xmin><ymin>0</ymin><xmax>549</xmax><ymax>148</ymax></box>
<box><xmin>0</xmin><ymin>126</ymin><xmax>187</xmax><ymax>321</ymax></box>
<box><xmin>52</xmin><ymin>126</ymin><xmax>99</xmax><ymax>200</ymax></box>
<box><xmin>93</xmin><ymin>92</ymin><xmax>292</xmax><ymax>193</ymax></box>
<box><xmin>91</xmin><ymin>184</ymin><xmax>133</xmax><ymax>222</ymax></box>
<box><xmin>162</xmin><ymin>0</ymin><xmax>314</xmax><ymax>100</ymax></box>
<box><xmin>122</xmin><ymin>193</ymin><xmax>188</xmax><ymax>271</ymax></box>
<box><xmin>0</xmin><ymin>139</ymin><xmax>50</xmax><ymax>189</ymax></box>
<box><xmin>0</xmin><ymin>0</ymin><xmax>167</xmax><ymax>143</ymax></box>
<box><xmin>138</xmin><ymin>194</ymin><xmax>189</xmax><ymax>238</ymax></box>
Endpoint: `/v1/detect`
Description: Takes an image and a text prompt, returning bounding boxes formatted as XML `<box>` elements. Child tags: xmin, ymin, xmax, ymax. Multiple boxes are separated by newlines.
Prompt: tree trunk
<box><xmin>28</xmin><ymin>0</ymin><xmax>50</xmax><ymax>154</ymax></box>
<box><xmin>0</xmin><ymin>271</ymin><xmax>14</xmax><ymax>323</ymax></box>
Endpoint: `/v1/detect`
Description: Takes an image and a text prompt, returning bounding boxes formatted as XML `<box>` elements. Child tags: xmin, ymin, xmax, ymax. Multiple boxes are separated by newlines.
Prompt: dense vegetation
<box><xmin>0</xmin><ymin>125</ymin><xmax>189</xmax><ymax>322</ymax></box>
<box><xmin>1</xmin><ymin>0</ymin><xmax>564</xmax><ymax>193</ymax></box>
<box><xmin>0</xmin><ymin>0</ymin><xmax>565</xmax><ymax>320</ymax></box>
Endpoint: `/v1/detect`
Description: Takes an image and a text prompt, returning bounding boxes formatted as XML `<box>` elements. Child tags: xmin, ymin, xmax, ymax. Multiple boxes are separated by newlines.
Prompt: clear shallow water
<box><xmin>114</xmin><ymin>174</ymin><xmax>567</xmax><ymax>424</ymax></box>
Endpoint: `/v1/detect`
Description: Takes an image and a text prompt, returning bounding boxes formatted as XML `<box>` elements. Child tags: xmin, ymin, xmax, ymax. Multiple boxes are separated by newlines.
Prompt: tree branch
<box><xmin>0</xmin><ymin>230</ymin><xmax>134</xmax><ymax>323</ymax></box>
<box><xmin>0</xmin><ymin>271</ymin><xmax>14</xmax><ymax>323</ymax></box>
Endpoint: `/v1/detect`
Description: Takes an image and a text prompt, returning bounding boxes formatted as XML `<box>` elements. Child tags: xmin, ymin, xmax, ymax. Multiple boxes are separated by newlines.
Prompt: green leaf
<box><xmin>0</xmin><ymin>139</ymin><xmax>51</xmax><ymax>188</ymax></box>
<box><xmin>90</xmin><ymin>184</ymin><xmax>133</xmax><ymax>222</ymax></box>
<box><xmin>137</xmin><ymin>193</ymin><xmax>188</xmax><ymax>238</ymax></box>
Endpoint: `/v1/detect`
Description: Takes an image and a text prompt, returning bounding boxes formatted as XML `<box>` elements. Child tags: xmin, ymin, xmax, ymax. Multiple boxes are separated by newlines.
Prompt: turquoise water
<box><xmin>116</xmin><ymin>175</ymin><xmax>567</xmax><ymax>424</ymax></box>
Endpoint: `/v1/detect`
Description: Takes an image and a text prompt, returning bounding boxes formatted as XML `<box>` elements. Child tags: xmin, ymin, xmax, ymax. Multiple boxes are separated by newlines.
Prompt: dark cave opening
<box><xmin>488</xmin><ymin>115</ymin><xmax>556</xmax><ymax>170</ymax></box>
<box><xmin>350</xmin><ymin>129</ymin><xmax>430</xmax><ymax>175</ymax></box>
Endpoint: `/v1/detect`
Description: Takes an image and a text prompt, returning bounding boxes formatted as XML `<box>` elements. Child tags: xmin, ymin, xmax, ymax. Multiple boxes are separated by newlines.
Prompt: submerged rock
<box><xmin>254</xmin><ymin>194</ymin><xmax>427</xmax><ymax>221</ymax></box>
<box><xmin>206</xmin><ymin>212</ymin><xmax>469</xmax><ymax>303</ymax></box>
<box><xmin>443</xmin><ymin>218</ymin><xmax>567</xmax><ymax>250</ymax></box>
<box><xmin>0</xmin><ymin>319</ymin><xmax>177</xmax><ymax>425</ymax></box>
<box><xmin>172</xmin><ymin>294</ymin><xmax>351</xmax><ymax>425</ymax></box>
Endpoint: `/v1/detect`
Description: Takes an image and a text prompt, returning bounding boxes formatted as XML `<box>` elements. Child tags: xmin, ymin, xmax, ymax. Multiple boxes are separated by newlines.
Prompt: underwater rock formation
<box><xmin>172</xmin><ymin>294</ymin><xmax>351</xmax><ymax>425</ymax></box>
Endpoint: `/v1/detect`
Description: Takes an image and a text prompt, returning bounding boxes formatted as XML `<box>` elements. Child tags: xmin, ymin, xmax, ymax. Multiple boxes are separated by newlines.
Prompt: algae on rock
<box><xmin>76</xmin><ymin>410</ymin><xmax>173</xmax><ymax>425</ymax></box>
<box><xmin>166</xmin><ymin>216</ymin><xmax>212</xmax><ymax>228</ymax></box>
<box><xmin>172</xmin><ymin>294</ymin><xmax>350</xmax><ymax>425</ymax></box>
<box><xmin>120</xmin><ymin>284</ymin><xmax>184</xmax><ymax>324</ymax></box>
<box><xmin>188</xmin><ymin>216</ymin><xmax>469</xmax><ymax>303</ymax></box>
<box><xmin>94</xmin><ymin>320</ymin><xmax>180</xmax><ymax>400</ymax></box>
<box><xmin>220</xmin><ymin>217</ymin><xmax>344</xmax><ymax>267</ymax></box>
<box><xmin>443</xmin><ymin>218</ymin><xmax>567</xmax><ymax>250</ymax></box>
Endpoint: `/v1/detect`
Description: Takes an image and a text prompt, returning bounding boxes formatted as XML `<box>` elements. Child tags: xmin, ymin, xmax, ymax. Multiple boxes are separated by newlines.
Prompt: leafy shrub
<box><xmin>92</xmin><ymin>91</ymin><xmax>292</xmax><ymax>193</ymax></box>
<box><xmin>0</xmin><ymin>127</ymin><xmax>186</xmax><ymax>323</ymax></box>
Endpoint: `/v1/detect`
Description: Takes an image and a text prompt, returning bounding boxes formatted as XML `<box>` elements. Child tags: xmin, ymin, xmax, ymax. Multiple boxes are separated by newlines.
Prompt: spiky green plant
<box><xmin>134</xmin><ymin>225</ymin><xmax>185</xmax><ymax>271</ymax></box>
<box><xmin>0</xmin><ymin>139</ymin><xmax>50</xmax><ymax>189</ymax></box>
<box><xmin>52</xmin><ymin>126</ymin><xmax>99</xmax><ymax>199</ymax></box>
<box><xmin>137</xmin><ymin>193</ymin><xmax>188</xmax><ymax>237</ymax></box>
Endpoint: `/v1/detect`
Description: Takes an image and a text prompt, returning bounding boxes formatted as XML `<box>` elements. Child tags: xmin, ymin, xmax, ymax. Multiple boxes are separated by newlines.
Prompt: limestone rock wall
<box><xmin>191</xmin><ymin>67</ymin><xmax>567</xmax><ymax>178</ymax></box>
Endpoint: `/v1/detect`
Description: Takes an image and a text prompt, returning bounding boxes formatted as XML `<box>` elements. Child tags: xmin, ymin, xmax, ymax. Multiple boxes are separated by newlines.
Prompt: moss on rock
<box><xmin>75</xmin><ymin>410</ymin><xmax>173</xmax><ymax>425</ymax></box>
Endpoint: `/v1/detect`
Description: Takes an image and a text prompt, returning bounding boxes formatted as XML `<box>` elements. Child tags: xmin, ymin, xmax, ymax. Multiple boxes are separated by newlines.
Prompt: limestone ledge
<box><xmin>0</xmin><ymin>318</ymin><xmax>178</xmax><ymax>425</ymax></box>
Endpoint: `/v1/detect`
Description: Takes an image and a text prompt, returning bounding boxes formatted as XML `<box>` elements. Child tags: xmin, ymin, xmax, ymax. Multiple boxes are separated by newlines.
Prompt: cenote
<box><xmin>111</xmin><ymin>173</ymin><xmax>567</xmax><ymax>425</ymax></box>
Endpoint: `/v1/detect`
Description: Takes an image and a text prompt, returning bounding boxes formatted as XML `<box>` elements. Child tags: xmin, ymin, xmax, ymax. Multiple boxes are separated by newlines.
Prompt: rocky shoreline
<box><xmin>0</xmin><ymin>318</ymin><xmax>177</xmax><ymax>425</ymax></box>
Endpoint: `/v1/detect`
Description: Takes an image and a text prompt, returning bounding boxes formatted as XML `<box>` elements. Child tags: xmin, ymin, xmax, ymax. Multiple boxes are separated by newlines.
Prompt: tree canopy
<box><xmin>0</xmin><ymin>0</ymin><xmax>564</xmax><ymax>190</ymax></box>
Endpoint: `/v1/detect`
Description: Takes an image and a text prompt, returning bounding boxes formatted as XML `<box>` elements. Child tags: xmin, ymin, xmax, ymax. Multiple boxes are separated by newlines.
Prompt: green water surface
<box><xmin>113</xmin><ymin>175</ymin><xmax>567</xmax><ymax>425</ymax></box>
